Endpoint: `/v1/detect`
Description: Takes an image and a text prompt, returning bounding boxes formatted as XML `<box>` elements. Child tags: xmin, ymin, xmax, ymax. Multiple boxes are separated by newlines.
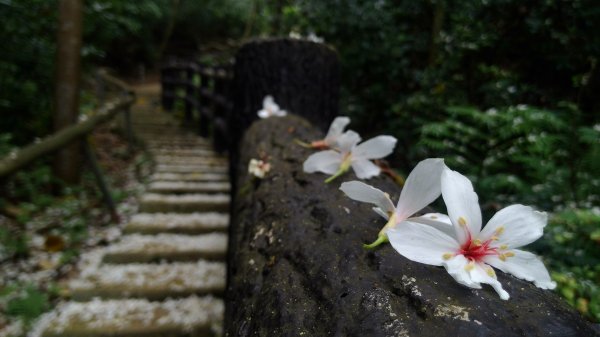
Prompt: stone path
<box><xmin>32</xmin><ymin>84</ymin><xmax>229</xmax><ymax>337</ymax></box>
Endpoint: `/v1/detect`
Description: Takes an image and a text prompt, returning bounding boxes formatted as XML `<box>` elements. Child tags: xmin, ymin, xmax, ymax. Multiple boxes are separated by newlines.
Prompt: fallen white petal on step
<box><xmin>129</xmin><ymin>212</ymin><xmax>229</xmax><ymax>229</ymax></box>
<box><xmin>104</xmin><ymin>233</ymin><xmax>227</xmax><ymax>256</ymax></box>
<box><xmin>30</xmin><ymin>296</ymin><xmax>223</xmax><ymax>337</ymax></box>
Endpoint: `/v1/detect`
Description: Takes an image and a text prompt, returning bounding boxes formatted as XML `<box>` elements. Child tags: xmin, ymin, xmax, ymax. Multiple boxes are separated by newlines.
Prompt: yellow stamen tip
<box><xmin>486</xmin><ymin>267</ymin><xmax>496</xmax><ymax>277</ymax></box>
<box><xmin>464</xmin><ymin>262</ymin><xmax>475</xmax><ymax>271</ymax></box>
<box><xmin>500</xmin><ymin>244</ymin><xmax>508</xmax><ymax>250</ymax></box>
<box><xmin>458</xmin><ymin>216</ymin><xmax>467</xmax><ymax>227</ymax></box>
<box><xmin>472</xmin><ymin>239</ymin><xmax>482</xmax><ymax>246</ymax></box>
<box><xmin>490</xmin><ymin>236</ymin><xmax>499</xmax><ymax>241</ymax></box>
<box><xmin>499</xmin><ymin>254</ymin><xmax>507</xmax><ymax>261</ymax></box>
<box><xmin>442</xmin><ymin>253</ymin><xmax>453</xmax><ymax>260</ymax></box>
<box><xmin>495</xmin><ymin>226</ymin><xmax>505</xmax><ymax>235</ymax></box>
<box><xmin>431</xmin><ymin>215</ymin><xmax>438</xmax><ymax>219</ymax></box>
<box><xmin>504</xmin><ymin>251</ymin><xmax>515</xmax><ymax>258</ymax></box>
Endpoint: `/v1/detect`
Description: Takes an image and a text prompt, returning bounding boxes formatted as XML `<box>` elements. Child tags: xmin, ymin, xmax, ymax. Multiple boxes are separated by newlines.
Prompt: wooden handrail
<box><xmin>0</xmin><ymin>96</ymin><xmax>134</xmax><ymax>178</ymax></box>
<box><xmin>160</xmin><ymin>57</ymin><xmax>233</xmax><ymax>153</ymax></box>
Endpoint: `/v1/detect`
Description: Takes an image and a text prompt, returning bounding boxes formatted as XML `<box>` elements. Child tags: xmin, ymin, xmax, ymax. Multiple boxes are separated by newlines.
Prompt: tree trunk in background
<box><xmin>428</xmin><ymin>0</ymin><xmax>445</xmax><ymax>66</ymax></box>
<box><xmin>53</xmin><ymin>0</ymin><xmax>83</xmax><ymax>184</ymax></box>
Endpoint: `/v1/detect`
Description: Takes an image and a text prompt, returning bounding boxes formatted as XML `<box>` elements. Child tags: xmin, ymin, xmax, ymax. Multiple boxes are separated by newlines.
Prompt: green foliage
<box><xmin>1</xmin><ymin>284</ymin><xmax>50</xmax><ymax>326</ymax></box>
<box><xmin>418</xmin><ymin>105</ymin><xmax>595</xmax><ymax>209</ymax></box>
<box><xmin>531</xmin><ymin>209</ymin><xmax>600</xmax><ymax>321</ymax></box>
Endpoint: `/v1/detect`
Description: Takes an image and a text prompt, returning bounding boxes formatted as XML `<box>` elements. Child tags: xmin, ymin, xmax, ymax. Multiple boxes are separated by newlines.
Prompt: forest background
<box><xmin>1</xmin><ymin>0</ymin><xmax>599</xmax><ymax>323</ymax></box>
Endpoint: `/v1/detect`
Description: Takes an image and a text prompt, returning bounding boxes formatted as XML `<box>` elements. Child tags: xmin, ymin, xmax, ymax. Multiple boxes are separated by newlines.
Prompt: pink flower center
<box><xmin>458</xmin><ymin>233</ymin><xmax>498</xmax><ymax>262</ymax></box>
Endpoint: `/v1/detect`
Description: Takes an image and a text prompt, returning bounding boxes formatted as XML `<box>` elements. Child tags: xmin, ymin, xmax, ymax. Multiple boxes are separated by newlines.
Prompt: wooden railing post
<box><xmin>161</xmin><ymin>62</ymin><xmax>175</xmax><ymax>112</ymax></box>
<box><xmin>184</xmin><ymin>64</ymin><xmax>194</xmax><ymax>122</ymax></box>
<box><xmin>198</xmin><ymin>64</ymin><xmax>210</xmax><ymax>138</ymax></box>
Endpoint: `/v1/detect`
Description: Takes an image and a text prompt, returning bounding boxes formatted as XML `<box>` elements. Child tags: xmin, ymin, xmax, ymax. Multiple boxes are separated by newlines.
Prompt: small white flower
<box><xmin>339</xmin><ymin>158</ymin><xmax>446</xmax><ymax>248</ymax></box>
<box><xmin>257</xmin><ymin>95</ymin><xmax>287</xmax><ymax>118</ymax></box>
<box><xmin>306</xmin><ymin>116</ymin><xmax>352</xmax><ymax>150</ymax></box>
<box><xmin>303</xmin><ymin>131</ymin><xmax>397</xmax><ymax>182</ymax></box>
<box><xmin>248</xmin><ymin>159</ymin><xmax>271</xmax><ymax>178</ymax></box>
<box><xmin>387</xmin><ymin>167</ymin><xmax>556</xmax><ymax>300</ymax></box>
<box><xmin>307</xmin><ymin>32</ymin><xmax>324</xmax><ymax>43</ymax></box>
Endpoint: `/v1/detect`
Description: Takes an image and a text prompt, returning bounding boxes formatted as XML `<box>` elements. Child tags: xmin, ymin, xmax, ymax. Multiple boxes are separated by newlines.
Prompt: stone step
<box><xmin>150</xmin><ymin>172</ymin><xmax>229</xmax><ymax>182</ymax></box>
<box><xmin>139</xmin><ymin>193</ymin><xmax>230</xmax><ymax>213</ymax></box>
<box><xmin>154</xmin><ymin>165</ymin><xmax>227</xmax><ymax>174</ymax></box>
<box><xmin>69</xmin><ymin>260</ymin><xmax>226</xmax><ymax>300</ymax></box>
<box><xmin>152</xmin><ymin>149</ymin><xmax>216</xmax><ymax>156</ymax></box>
<box><xmin>148</xmin><ymin>181</ymin><xmax>231</xmax><ymax>194</ymax></box>
<box><xmin>124</xmin><ymin>212</ymin><xmax>229</xmax><ymax>234</ymax></box>
<box><xmin>34</xmin><ymin>296</ymin><xmax>223</xmax><ymax>337</ymax></box>
<box><xmin>153</xmin><ymin>156</ymin><xmax>227</xmax><ymax>165</ymax></box>
<box><xmin>102</xmin><ymin>233</ymin><xmax>228</xmax><ymax>263</ymax></box>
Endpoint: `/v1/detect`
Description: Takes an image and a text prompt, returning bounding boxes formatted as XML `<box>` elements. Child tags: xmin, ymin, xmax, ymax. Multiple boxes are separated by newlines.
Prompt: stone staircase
<box><xmin>32</xmin><ymin>84</ymin><xmax>230</xmax><ymax>337</ymax></box>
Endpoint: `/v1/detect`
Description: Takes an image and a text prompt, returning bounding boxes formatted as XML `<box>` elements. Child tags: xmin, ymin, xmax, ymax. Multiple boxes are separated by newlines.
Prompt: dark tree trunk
<box><xmin>224</xmin><ymin>115</ymin><xmax>599</xmax><ymax>337</ymax></box>
<box><xmin>53</xmin><ymin>0</ymin><xmax>83</xmax><ymax>184</ymax></box>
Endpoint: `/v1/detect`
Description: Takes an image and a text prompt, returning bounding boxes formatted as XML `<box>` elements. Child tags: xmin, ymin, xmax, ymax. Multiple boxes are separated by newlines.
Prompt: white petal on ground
<box><xmin>351</xmin><ymin>159</ymin><xmax>381</xmax><ymax>179</ymax></box>
<box><xmin>395</xmin><ymin>158</ymin><xmax>445</xmax><ymax>219</ymax></box>
<box><xmin>325</xmin><ymin>116</ymin><xmax>351</xmax><ymax>143</ymax></box>
<box><xmin>469</xmin><ymin>262</ymin><xmax>510</xmax><ymax>300</ymax></box>
<box><xmin>441</xmin><ymin>167</ymin><xmax>483</xmax><ymax>244</ymax></box>
<box><xmin>352</xmin><ymin>135</ymin><xmax>397</xmax><ymax>160</ymax></box>
<box><xmin>479</xmin><ymin>204</ymin><xmax>547</xmax><ymax>248</ymax></box>
<box><xmin>275</xmin><ymin>109</ymin><xmax>287</xmax><ymax>117</ymax></box>
<box><xmin>388</xmin><ymin>221</ymin><xmax>459</xmax><ymax>266</ymax></box>
<box><xmin>409</xmin><ymin>213</ymin><xmax>454</xmax><ymax>237</ymax></box>
<box><xmin>339</xmin><ymin>181</ymin><xmax>395</xmax><ymax>213</ymax></box>
<box><xmin>336</xmin><ymin>130</ymin><xmax>361</xmax><ymax>153</ymax></box>
<box><xmin>483</xmin><ymin>249</ymin><xmax>556</xmax><ymax>289</ymax></box>
<box><xmin>303</xmin><ymin>150</ymin><xmax>342</xmax><ymax>174</ymax></box>
<box><xmin>442</xmin><ymin>254</ymin><xmax>482</xmax><ymax>289</ymax></box>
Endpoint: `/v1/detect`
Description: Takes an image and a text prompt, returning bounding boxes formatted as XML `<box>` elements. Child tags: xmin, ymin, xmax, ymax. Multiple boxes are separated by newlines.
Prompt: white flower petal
<box><xmin>395</xmin><ymin>158</ymin><xmax>444</xmax><ymax>220</ymax></box>
<box><xmin>373</xmin><ymin>207</ymin><xmax>389</xmax><ymax>220</ymax></box>
<box><xmin>388</xmin><ymin>221</ymin><xmax>459</xmax><ymax>266</ymax></box>
<box><xmin>275</xmin><ymin>109</ymin><xmax>287</xmax><ymax>117</ymax></box>
<box><xmin>409</xmin><ymin>213</ymin><xmax>454</xmax><ymax>238</ymax></box>
<box><xmin>351</xmin><ymin>159</ymin><xmax>381</xmax><ymax>179</ymax></box>
<box><xmin>257</xmin><ymin>109</ymin><xmax>270</xmax><ymax>118</ymax></box>
<box><xmin>442</xmin><ymin>254</ymin><xmax>482</xmax><ymax>289</ymax></box>
<box><xmin>352</xmin><ymin>135</ymin><xmax>397</xmax><ymax>160</ymax></box>
<box><xmin>339</xmin><ymin>181</ymin><xmax>395</xmax><ymax>213</ymax></box>
<box><xmin>479</xmin><ymin>204</ymin><xmax>547</xmax><ymax>248</ymax></box>
<box><xmin>263</xmin><ymin>95</ymin><xmax>274</xmax><ymax>106</ymax></box>
<box><xmin>336</xmin><ymin>130</ymin><xmax>361</xmax><ymax>153</ymax></box>
<box><xmin>483</xmin><ymin>249</ymin><xmax>556</xmax><ymax>289</ymax></box>
<box><xmin>441</xmin><ymin>167</ymin><xmax>482</xmax><ymax>244</ymax></box>
<box><xmin>303</xmin><ymin>150</ymin><xmax>342</xmax><ymax>174</ymax></box>
<box><xmin>325</xmin><ymin>117</ymin><xmax>351</xmax><ymax>143</ymax></box>
<box><xmin>469</xmin><ymin>262</ymin><xmax>510</xmax><ymax>300</ymax></box>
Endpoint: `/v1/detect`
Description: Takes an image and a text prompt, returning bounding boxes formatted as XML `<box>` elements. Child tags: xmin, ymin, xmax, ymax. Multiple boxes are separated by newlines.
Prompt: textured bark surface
<box><xmin>228</xmin><ymin>38</ymin><xmax>339</xmax><ymax>160</ymax></box>
<box><xmin>225</xmin><ymin>115</ymin><xmax>598</xmax><ymax>337</ymax></box>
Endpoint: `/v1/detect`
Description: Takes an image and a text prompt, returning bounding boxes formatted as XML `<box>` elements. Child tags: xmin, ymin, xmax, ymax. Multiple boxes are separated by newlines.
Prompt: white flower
<box><xmin>303</xmin><ymin>131</ymin><xmax>397</xmax><ymax>182</ymax></box>
<box><xmin>248</xmin><ymin>159</ymin><xmax>271</xmax><ymax>178</ymax></box>
<box><xmin>387</xmin><ymin>167</ymin><xmax>556</xmax><ymax>300</ymax></box>
<box><xmin>257</xmin><ymin>95</ymin><xmax>287</xmax><ymax>118</ymax></box>
<box><xmin>306</xmin><ymin>116</ymin><xmax>352</xmax><ymax>149</ymax></box>
<box><xmin>339</xmin><ymin>158</ymin><xmax>445</xmax><ymax>248</ymax></box>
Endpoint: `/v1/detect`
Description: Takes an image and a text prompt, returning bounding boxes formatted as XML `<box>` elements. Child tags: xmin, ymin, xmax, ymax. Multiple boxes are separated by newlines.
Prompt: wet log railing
<box><xmin>0</xmin><ymin>70</ymin><xmax>136</xmax><ymax>221</ymax></box>
<box><xmin>160</xmin><ymin>59</ymin><xmax>233</xmax><ymax>153</ymax></box>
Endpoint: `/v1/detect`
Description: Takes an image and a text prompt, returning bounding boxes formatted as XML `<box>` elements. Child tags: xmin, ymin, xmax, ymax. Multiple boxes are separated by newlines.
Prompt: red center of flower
<box><xmin>459</xmin><ymin>233</ymin><xmax>498</xmax><ymax>262</ymax></box>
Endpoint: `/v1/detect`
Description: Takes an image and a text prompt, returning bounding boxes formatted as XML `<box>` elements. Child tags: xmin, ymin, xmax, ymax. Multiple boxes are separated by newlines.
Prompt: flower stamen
<box><xmin>458</xmin><ymin>216</ymin><xmax>467</xmax><ymax>227</ymax></box>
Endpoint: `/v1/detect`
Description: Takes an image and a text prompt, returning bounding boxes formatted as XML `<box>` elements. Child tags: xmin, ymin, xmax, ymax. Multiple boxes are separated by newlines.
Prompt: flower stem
<box><xmin>324</xmin><ymin>168</ymin><xmax>347</xmax><ymax>183</ymax></box>
<box><xmin>293</xmin><ymin>138</ymin><xmax>312</xmax><ymax>148</ymax></box>
<box><xmin>363</xmin><ymin>233</ymin><xmax>388</xmax><ymax>249</ymax></box>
